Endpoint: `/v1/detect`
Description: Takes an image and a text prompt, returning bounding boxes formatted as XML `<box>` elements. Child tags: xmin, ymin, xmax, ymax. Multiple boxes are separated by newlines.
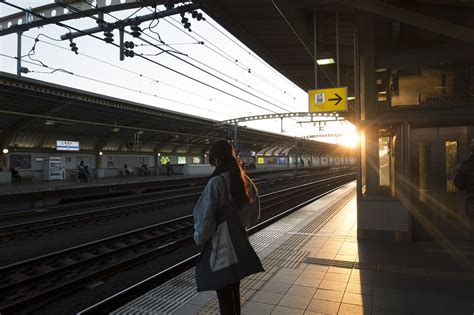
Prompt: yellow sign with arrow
<box><xmin>308</xmin><ymin>87</ymin><xmax>348</xmax><ymax>113</ymax></box>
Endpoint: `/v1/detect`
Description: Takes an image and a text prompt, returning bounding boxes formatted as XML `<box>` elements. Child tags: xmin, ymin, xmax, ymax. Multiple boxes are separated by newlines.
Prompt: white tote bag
<box><xmin>210</xmin><ymin>221</ymin><xmax>238</xmax><ymax>272</ymax></box>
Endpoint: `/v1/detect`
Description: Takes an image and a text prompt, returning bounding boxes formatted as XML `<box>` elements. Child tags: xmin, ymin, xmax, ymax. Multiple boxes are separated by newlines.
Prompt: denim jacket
<box><xmin>193</xmin><ymin>172</ymin><xmax>260</xmax><ymax>245</ymax></box>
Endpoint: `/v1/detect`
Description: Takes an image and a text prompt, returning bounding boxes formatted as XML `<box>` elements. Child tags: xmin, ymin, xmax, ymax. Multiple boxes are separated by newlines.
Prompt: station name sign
<box><xmin>308</xmin><ymin>87</ymin><xmax>348</xmax><ymax>113</ymax></box>
<box><xmin>56</xmin><ymin>140</ymin><xmax>80</xmax><ymax>151</ymax></box>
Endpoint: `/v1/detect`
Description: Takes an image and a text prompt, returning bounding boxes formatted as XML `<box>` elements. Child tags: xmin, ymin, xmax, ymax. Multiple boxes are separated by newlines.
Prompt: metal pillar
<box><xmin>17</xmin><ymin>31</ymin><xmax>22</xmax><ymax>77</ymax></box>
<box><xmin>280</xmin><ymin>117</ymin><xmax>284</xmax><ymax>133</ymax></box>
<box><xmin>336</xmin><ymin>10</ymin><xmax>340</xmax><ymax>86</ymax></box>
<box><xmin>119</xmin><ymin>27</ymin><xmax>125</xmax><ymax>61</ymax></box>
<box><xmin>354</xmin><ymin>9</ymin><xmax>362</xmax><ymax>198</ymax></box>
<box><xmin>313</xmin><ymin>11</ymin><xmax>318</xmax><ymax>89</ymax></box>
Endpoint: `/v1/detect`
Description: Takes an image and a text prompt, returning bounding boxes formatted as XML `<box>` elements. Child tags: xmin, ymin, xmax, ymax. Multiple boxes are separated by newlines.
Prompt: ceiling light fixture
<box><xmin>316</xmin><ymin>58</ymin><xmax>335</xmax><ymax>65</ymax></box>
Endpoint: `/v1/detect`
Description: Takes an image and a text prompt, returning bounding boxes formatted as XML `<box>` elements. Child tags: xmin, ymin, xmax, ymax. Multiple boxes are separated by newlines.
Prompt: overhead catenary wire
<box><xmin>149</xmin><ymin>15</ymin><xmax>304</xmax><ymax>113</ymax></box>
<box><xmin>164</xmin><ymin>12</ymin><xmax>306</xmax><ymax>108</ymax></box>
<box><xmin>134</xmin><ymin>31</ymin><xmax>295</xmax><ymax>114</ymax></box>
<box><xmin>78</xmin><ymin>1</ymin><xmax>296</xmax><ymax>114</ymax></box>
<box><xmin>20</xmin><ymin>33</ymin><xmax>240</xmax><ymax>114</ymax></box>
<box><xmin>0</xmin><ymin>53</ymin><xmax>233</xmax><ymax>117</ymax></box>
<box><xmin>167</xmin><ymin>12</ymin><xmax>305</xmax><ymax>106</ymax></box>
<box><xmin>204</xmin><ymin>18</ymin><xmax>303</xmax><ymax>89</ymax></box>
<box><xmin>82</xmin><ymin>1</ymin><xmax>303</xmax><ymax>112</ymax></box>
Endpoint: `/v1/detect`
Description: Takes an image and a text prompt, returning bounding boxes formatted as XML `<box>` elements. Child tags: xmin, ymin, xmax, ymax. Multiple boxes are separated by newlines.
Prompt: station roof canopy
<box><xmin>201</xmin><ymin>0</ymin><xmax>474</xmax><ymax>120</ymax></box>
<box><xmin>0</xmin><ymin>72</ymin><xmax>344</xmax><ymax>155</ymax></box>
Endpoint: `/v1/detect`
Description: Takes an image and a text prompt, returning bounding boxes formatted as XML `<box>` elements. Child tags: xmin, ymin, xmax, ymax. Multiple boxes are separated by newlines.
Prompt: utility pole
<box><xmin>16</xmin><ymin>31</ymin><xmax>22</xmax><ymax>77</ymax></box>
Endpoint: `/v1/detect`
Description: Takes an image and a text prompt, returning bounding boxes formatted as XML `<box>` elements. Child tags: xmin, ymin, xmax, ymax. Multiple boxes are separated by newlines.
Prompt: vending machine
<box><xmin>43</xmin><ymin>157</ymin><xmax>66</xmax><ymax>181</ymax></box>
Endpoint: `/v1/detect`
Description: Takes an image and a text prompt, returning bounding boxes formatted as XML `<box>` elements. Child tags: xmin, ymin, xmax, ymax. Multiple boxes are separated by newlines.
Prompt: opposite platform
<box><xmin>112</xmin><ymin>182</ymin><xmax>474</xmax><ymax>314</ymax></box>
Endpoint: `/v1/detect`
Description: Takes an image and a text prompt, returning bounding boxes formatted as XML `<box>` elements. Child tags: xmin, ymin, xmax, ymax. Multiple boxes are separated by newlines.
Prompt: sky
<box><xmin>0</xmin><ymin>0</ymin><xmax>356</xmax><ymax>147</ymax></box>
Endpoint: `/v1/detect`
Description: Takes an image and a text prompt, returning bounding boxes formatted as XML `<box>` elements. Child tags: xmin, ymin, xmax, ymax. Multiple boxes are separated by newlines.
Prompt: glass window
<box><xmin>376</xmin><ymin>64</ymin><xmax>474</xmax><ymax>108</ymax></box>
<box><xmin>418</xmin><ymin>143</ymin><xmax>431</xmax><ymax>202</ymax></box>
<box><xmin>177</xmin><ymin>156</ymin><xmax>186</xmax><ymax>164</ymax></box>
<box><xmin>360</xmin><ymin>131</ymin><xmax>366</xmax><ymax>196</ymax></box>
<box><xmin>445</xmin><ymin>141</ymin><xmax>458</xmax><ymax>192</ymax></box>
<box><xmin>379</xmin><ymin>136</ymin><xmax>390</xmax><ymax>187</ymax></box>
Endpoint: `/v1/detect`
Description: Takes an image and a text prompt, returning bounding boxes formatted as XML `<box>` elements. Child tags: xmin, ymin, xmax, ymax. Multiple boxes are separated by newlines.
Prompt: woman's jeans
<box><xmin>216</xmin><ymin>281</ymin><xmax>240</xmax><ymax>314</ymax></box>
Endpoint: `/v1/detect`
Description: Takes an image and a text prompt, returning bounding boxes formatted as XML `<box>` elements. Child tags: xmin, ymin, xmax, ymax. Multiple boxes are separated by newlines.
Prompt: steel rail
<box><xmin>0</xmin><ymin>169</ymin><xmax>350</xmax><ymax>240</ymax></box>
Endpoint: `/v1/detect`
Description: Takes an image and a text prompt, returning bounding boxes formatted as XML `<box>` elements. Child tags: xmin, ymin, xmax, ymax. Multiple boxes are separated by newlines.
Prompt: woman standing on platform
<box><xmin>193</xmin><ymin>140</ymin><xmax>264</xmax><ymax>314</ymax></box>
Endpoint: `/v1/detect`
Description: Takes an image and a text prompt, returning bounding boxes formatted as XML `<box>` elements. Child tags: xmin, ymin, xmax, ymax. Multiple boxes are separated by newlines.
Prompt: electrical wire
<box><xmin>0</xmin><ymin>53</ymin><xmax>234</xmax><ymax>117</ymax></box>
<box><xmin>163</xmin><ymin>11</ymin><xmax>307</xmax><ymax>107</ymax></box>
<box><xmin>164</xmin><ymin>13</ymin><xmax>306</xmax><ymax>108</ymax></box>
<box><xmin>140</xmin><ymin>21</ymin><xmax>302</xmax><ymax>113</ymax></box>
<box><xmin>20</xmin><ymin>33</ymin><xmax>242</xmax><ymax>115</ymax></box>
<box><xmin>204</xmin><ymin>19</ymin><xmax>303</xmax><ymax>90</ymax></box>
<box><xmin>83</xmin><ymin>1</ymin><xmax>303</xmax><ymax>113</ymax></box>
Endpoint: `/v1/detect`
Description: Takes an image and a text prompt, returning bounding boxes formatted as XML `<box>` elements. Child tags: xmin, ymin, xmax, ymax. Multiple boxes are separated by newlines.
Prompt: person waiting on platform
<box><xmin>10</xmin><ymin>166</ymin><xmax>21</xmax><ymax>183</ymax></box>
<box><xmin>166</xmin><ymin>161</ymin><xmax>173</xmax><ymax>176</ymax></box>
<box><xmin>454</xmin><ymin>139</ymin><xmax>474</xmax><ymax>217</ymax></box>
<box><xmin>121</xmin><ymin>164</ymin><xmax>132</xmax><ymax>177</ymax></box>
<box><xmin>78</xmin><ymin>161</ymin><xmax>91</xmax><ymax>183</ymax></box>
<box><xmin>139</xmin><ymin>162</ymin><xmax>150</xmax><ymax>176</ymax></box>
<box><xmin>193</xmin><ymin>140</ymin><xmax>263</xmax><ymax>314</ymax></box>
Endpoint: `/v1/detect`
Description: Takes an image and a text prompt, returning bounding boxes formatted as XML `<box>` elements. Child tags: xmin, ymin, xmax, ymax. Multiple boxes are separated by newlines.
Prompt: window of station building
<box><xmin>177</xmin><ymin>156</ymin><xmax>186</xmax><ymax>164</ymax></box>
<box><xmin>257</xmin><ymin>156</ymin><xmax>265</xmax><ymax>165</ymax></box>
<box><xmin>418</xmin><ymin>143</ymin><xmax>431</xmax><ymax>203</ymax></box>
<box><xmin>192</xmin><ymin>156</ymin><xmax>201</xmax><ymax>164</ymax></box>
<box><xmin>378</xmin><ymin>128</ymin><xmax>396</xmax><ymax>198</ymax></box>
<box><xmin>360</xmin><ymin>131</ymin><xmax>366</xmax><ymax>196</ymax></box>
<box><xmin>445</xmin><ymin>141</ymin><xmax>458</xmax><ymax>192</ymax></box>
<box><xmin>376</xmin><ymin>63</ymin><xmax>474</xmax><ymax>108</ymax></box>
<box><xmin>379</xmin><ymin>136</ymin><xmax>390</xmax><ymax>187</ymax></box>
<box><xmin>268</xmin><ymin>157</ymin><xmax>277</xmax><ymax>164</ymax></box>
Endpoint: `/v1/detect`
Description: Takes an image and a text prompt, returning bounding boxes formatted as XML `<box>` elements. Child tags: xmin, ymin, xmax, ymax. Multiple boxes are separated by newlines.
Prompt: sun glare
<box><xmin>338</xmin><ymin>134</ymin><xmax>359</xmax><ymax>147</ymax></box>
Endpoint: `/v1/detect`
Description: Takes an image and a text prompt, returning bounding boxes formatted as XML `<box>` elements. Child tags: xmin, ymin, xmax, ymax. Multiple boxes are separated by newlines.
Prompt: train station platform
<box><xmin>0</xmin><ymin>166</ymin><xmax>304</xmax><ymax>198</ymax></box>
<box><xmin>0</xmin><ymin>173</ymin><xmax>211</xmax><ymax>212</ymax></box>
<box><xmin>0</xmin><ymin>173</ymin><xmax>202</xmax><ymax>197</ymax></box>
<box><xmin>110</xmin><ymin>182</ymin><xmax>474</xmax><ymax>315</ymax></box>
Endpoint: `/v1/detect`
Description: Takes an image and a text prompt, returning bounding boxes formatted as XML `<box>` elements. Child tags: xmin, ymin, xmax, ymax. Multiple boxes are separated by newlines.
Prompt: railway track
<box><xmin>0</xmin><ymin>173</ymin><xmax>355</xmax><ymax>313</ymax></box>
<box><xmin>0</xmin><ymin>169</ymin><xmax>350</xmax><ymax>241</ymax></box>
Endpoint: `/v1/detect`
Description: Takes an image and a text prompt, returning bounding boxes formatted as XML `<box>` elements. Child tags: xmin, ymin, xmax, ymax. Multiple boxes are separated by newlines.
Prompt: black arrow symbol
<box><xmin>328</xmin><ymin>93</ymin><xmax>342</xmax><ymax>105</ymax></box>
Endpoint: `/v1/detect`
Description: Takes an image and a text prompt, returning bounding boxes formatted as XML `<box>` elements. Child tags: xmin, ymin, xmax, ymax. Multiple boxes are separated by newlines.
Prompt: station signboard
<box><xmin>56</xmin><ymin>140</ymin><xmax>80</xmax><ymax>151</ymax></box>
<box><xmin>308</xmin><ymin>87</ymin><xmax>348</xmax><ymax>113</ymax></box>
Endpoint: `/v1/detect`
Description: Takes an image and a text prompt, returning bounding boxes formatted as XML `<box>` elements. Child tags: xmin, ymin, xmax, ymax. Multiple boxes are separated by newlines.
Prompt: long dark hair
<box><xmin>209</xmin><ymin>140</ymin><xmax>252</xmax><ymax>209</ymax></box>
